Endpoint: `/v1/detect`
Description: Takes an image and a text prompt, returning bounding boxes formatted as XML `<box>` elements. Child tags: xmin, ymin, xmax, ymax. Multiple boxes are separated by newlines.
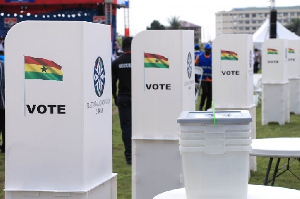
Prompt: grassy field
<box><xmin>0</xmin><ymin>101</ymin><xmax>299</xmax><ymax>199</ymax></box>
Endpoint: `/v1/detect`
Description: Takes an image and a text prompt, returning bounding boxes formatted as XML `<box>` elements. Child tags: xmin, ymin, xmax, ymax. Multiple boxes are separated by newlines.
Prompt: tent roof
<box><xmin>0</xmin><ymin>0</ymin><xmax>128</xmax><ymax>5</ymax></box>
<box><xmin>253</xmin><ymin>18</ymin><xmax>300</xmax><ymax>44</ymax></box>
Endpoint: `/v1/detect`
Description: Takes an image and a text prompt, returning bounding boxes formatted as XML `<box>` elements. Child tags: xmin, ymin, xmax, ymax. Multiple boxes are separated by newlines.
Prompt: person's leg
<box><xmin>254</xmin><ymin>62</ymin><xmax>259</xmax><ymax>73</ymax></box>
<box><xmin>199</xmin><ymin>81</ymin><xmax>208</xmax><ymax>111</ymax></box>
<box><xmin>205</xmin><ymin>82</ymin><xmax>212</xmax><ymax>111</ymax></box>
<box><xmin>117</xmin><ymin>96</ymin><xmax>132</xmax><ymax>165</ymax></box>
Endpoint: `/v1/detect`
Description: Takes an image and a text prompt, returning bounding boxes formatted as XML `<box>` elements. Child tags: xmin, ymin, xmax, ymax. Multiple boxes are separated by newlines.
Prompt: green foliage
<box><xmin>147</xmin><ymin>20</ymin><xmax>166</xmax><ymax>30</ymax></box>
<box><xmin>285</xmin><ymin>18</ymin><xmax>300</xmax><ymax>36</ymax></box>
<box><xmin>167</xmin><ymin>16</ymin><xmax>181</xmax><ymax>30</ymax></box>
<box><xmin>112</xmin><ymin>104</ymin><xmax>132</xmax><ymax>199</ymax></box>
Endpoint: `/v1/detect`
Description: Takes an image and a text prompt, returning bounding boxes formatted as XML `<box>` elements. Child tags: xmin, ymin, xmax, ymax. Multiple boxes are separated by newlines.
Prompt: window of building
<box><xmin>258</xmin><ymin>13</ymin><xmax>264</xmax><ymax>18</ymax></box>
<box><xmin>252</xmin><ymin>27</ymin><xmax>256</xmax><ymax>30</ymax></box>
<box><xmin>290</xmin><ymin>12</ymin><xmax>295</xmax><ymax>16</ymax></box>
<box><xmin>284</xmin><ymin>19</ymin><xmax>288</xmax><ymax>23</ymax></box>
<box><xmin>239</xmin><ymin>14</ymin><xmax>244</xmax><ymax>18</ymax></box>
<box><xmin>239</xmin><ymin>27</ymin><xmax>244</xmax><ymax>30</ymax></box>
<box><xmin>239</xmin><ymin>20</ymin><xmax>244</xmax><ymax>24</ymax></box>
<box><xmin>233</xmin><ymin>14</ymin><xmax>237</xmax><ymax>18</ymax></box>
<box><xmin>283</xmin><ymin>13</ymin><xmax>288</xmax><ymax>16</ymax></box>
<box><xmin>297</xmin><ymin>12</ymin><xmax>300</xmax><ymax>16</ymax></box>
<box><xmin>265</xmin><ymin>13</ymin><xmax>269</xmax><ymax>17</ymax></box>
<box><xmin>252</xmin><ymin>13</ymin><xmax>256</xmax><ymax>18</ymax></box>
<box><xmin>233</xmin><ymin>21</ymin><xmax>237</xmax><ymax>25</ymax></box>
<box><xmin>278</xmin><ymin>13</ymin><xmax>283</xmax><ymax>17</ymax></box>
<box><xmin>245</xmin><ymin>27</ymin><xmax>249</xmax><ymax>30</ymax></box>
<box><xmin>245</xmin><ymin>13</ymin><xmax>249</xmax><ymax>18</ymax></box>
<box><xmin>233</xmin><ymin>27</ymin><xmax>237</xmax><ymax>30</ymax></box>
<box><xmin>252</xmin><ymin>20</ymin><xmax>256</xmax><ymax>24</ymax></box>
<box><xmin>245</xmin><ymin>20</ymin><xmax>249</xmax><ymax>24</ymax></box>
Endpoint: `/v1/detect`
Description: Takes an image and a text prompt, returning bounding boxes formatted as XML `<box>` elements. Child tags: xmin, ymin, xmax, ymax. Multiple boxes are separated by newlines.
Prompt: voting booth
<box><xmin>212</xmin><ymin>34</ymin><xmax>256</xmax><ymax>171</ymax></box>
<box><xmin>288</xmin><ymin>40</ymin><xmax>300</xmax><ymax>114</ymax></box>
<box><xmin>262</xmin><ymin>39</ymin><xmax>290</xmax><ymax>125</ymax></box>
<box><xmin>132</xmin><ymin>30</ymin><xmax>195</xmax><ymax>199</ymax></box>
<box><xmin>5</xmin><ymin>21</ymin><xmax>116</xmax><ymax>199</ymax></box>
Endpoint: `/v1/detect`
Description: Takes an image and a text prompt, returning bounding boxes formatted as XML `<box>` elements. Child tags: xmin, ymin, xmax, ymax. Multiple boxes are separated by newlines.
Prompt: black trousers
<box><xmin>254</xmin><ymin>62</ymin><xmax>259</xmax><ymax>73</ymax></box>
<box><xmin>117</xmin><ymin>95</ymin><xmax>132</xmax><ymax>163</ymax></box>
<box><xmin>0</xmin><ymin>109</ymin><xmax>4</xmax><ymax>153</ymax></box>
<box><xmin>199</xmin><ymin>81</ymin><xmax>212</xmax><ymax>111</ymax></box>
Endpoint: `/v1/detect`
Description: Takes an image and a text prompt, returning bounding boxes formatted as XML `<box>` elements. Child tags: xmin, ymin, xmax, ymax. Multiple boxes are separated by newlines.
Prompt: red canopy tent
<box><xmin>0</xmin><ymin>0</ymin><xmax>129</xmax><ymax>51</ymax></box>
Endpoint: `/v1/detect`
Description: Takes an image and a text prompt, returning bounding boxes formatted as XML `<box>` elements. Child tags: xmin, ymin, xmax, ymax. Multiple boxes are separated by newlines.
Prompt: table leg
<box><xmin>264</xmin><ymin>158</ymin><xmax>273</xmax><ymax>185</ymax></box>
<box><xmin>271</xmin><ymin>158</ymin><xmax>281</xmax><ymax>186</ymax></box>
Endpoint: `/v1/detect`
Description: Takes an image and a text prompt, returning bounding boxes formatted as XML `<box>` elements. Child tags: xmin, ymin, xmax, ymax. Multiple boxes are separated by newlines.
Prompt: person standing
<box><xmin>112</xmin><ymin>37</ymin><xmax>133</xmax><ymax>165</ymax></box>
<box><xmin>0</xmin><ymin>60</ymin><xmax>4</xmax><ymax>153</ymax></box>
<box><xmin>194</xmin><ymin>44</ymin><xmax>201</xmax><ymax>65</ymax></box>
<box><xmin>194</xmin><ymin>44</ymin><xmax>202</xmax><ymax>92</ymax></box>
<box><xmin>253</xmin><ymin>48</ymin><xmax>261</xmax><ymax>73</ymax></box>
<box><xmin>197</xmin><ymin>43</ymin><xmax>212</xmax><ymax>111</ymax></box>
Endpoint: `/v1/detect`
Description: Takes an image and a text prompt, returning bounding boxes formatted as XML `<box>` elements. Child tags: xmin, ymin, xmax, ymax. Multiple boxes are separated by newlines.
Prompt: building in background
<box><xmin>216</xmin><ymin>6</ymin><xmax>300</xmax><ymax>36</ymax></box>
<box><xmin>180</xmin><ymin>20</ymin><xmax>201</xmax><ymax>43</ymax></box>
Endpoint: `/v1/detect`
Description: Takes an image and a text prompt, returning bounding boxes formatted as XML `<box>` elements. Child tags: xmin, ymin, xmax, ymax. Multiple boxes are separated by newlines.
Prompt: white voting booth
<box><xmin>5</xmin><ymin>21</ymin><xmax>116</xmax><ymax>199</ymax></box>
<box><xmin>288</xmin><ymin>40</ymin><xmax>300</xmax><ymax>114</ymax></box>
<box><xmin>262</xmin><ymin>39</ymin><xmax>290</xmax><ymax>125</ymax></box>
<box><xmin>132</xmin><ymin>30</ymin><xmax>194</xmax><ymax>199</ymax></box>
<box><xmin>212</xmin><ymin>34</ymin><xmax>257</xmax><ymax>171</ymax></box>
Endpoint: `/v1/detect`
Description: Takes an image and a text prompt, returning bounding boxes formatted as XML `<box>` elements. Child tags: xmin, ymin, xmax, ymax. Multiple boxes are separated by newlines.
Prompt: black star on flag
<box><xmin>41</xmin><ymin>66</ymin><xmax>48</xmax><ymax>73</ymax></box>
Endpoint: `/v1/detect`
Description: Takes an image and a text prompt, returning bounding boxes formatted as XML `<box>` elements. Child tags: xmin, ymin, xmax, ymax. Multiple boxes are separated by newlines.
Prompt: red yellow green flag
<box><xmin>267</xmin><ymin>48</ymin><xmax>278</xmax><ymax>54</ymax></box>
<box><xmin>144</xmin><ymin>53</ymin><xmax>169</xmax><ymax>68</ymax></box>
<box><xmin>221</xmin><ymin>50</ymin><xmax>238</xmax><ymax>61</ymax></box>
<box><xmin>288</xmin><ymin>48</ymin><xmax>295</xmax><ymax>54</ymax></box>
<box><xmin>24</xmin><ymin>56</ymin><xmax>63</xmax><ymax>81</ymax></box>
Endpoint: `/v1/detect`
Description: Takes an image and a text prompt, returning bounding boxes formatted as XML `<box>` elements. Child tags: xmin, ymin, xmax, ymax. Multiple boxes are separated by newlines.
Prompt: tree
<box><xmin>285</xmin><ymin>18</ymin><xmax>300</xmax><ymax>36</ymax></box>
<box><xmin>147</xmin><ymin>20</ymin><xmax>165</xmax><ymax>30</ymax></box>
<box><xmin>167</xmin><ymin>16</ymin><xmax>181</xmax><ymax>30</ymax></box>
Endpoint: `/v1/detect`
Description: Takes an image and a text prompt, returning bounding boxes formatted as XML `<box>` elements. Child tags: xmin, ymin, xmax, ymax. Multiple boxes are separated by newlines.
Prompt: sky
<box><xmin>116</xmin><ymin>0</ymin><xmax>300</xmax><ymax>42</ymax></box>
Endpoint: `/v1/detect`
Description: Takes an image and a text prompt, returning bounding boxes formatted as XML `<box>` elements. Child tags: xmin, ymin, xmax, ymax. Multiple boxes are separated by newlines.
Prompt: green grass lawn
<box><xmin>0</xmin><ymin>101</ymin><xmax>299</xmax><ymax>199</ymax></box>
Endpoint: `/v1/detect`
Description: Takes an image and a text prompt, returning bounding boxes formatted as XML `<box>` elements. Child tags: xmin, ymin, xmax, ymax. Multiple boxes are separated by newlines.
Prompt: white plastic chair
<box><xmin>253</xmin><ymin>74</ymin><xmax>262</xmax><ymax>105</ymax></box>
<box><xmin>195</xmin><ymin>66</ymin><xmax>203</xmax><ymax>102</ymax></box>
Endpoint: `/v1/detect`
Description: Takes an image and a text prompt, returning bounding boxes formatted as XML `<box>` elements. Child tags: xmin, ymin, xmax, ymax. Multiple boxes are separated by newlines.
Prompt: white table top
<box><xmin>154</xmin><ymin>185</ymin><xmax>300</xmax><ymax>199</ymax></box>
<box><xmin>250</xmin><ymin>138</ymin><xmax>300</xmax><ymax>158</ymax></box>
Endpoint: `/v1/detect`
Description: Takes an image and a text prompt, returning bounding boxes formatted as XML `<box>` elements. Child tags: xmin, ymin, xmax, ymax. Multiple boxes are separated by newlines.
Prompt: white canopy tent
<box><xmin>253</xmin><ymin>18</ymin><xmax>300</xmax><ymax>49</ymax></box>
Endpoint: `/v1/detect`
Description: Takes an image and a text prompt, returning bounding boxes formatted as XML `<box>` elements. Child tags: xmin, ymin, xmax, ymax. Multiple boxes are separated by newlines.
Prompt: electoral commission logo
<box><xmin>187</xmin><ymin>52</ymin><xmax>192</xmax><ymax>79</ymax></box>
<box><xmin>94</xmin><ymin>57</ymin><xmax>105</xmax><ymax>97</ymax></box>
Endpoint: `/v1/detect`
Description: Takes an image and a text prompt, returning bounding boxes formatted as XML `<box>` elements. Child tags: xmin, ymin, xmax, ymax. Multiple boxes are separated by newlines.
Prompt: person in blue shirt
<box><xmin>0</xmin><ymin>51</ymin><xmax>4</xmax><ymax>62</ymax></box>
<box><xmin>194</xmin><ymin>44</ymin><xmax>201</xmax><ymax>63</ymax></box>
<box><xmin>197</xmin><ymin>43</ymin><xmax>212</xmax><ymax>111</ymax></box>
<box><xmin>194</xmin><ymin>44</ymin><xmax>202</xmax><ymax>86</ymax></box>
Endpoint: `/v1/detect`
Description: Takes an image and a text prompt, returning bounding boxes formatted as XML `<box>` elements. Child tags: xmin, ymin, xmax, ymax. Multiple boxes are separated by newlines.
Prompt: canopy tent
<box><xmin>253</xmin><ymin>18</ymin><xmax>300</xmax><ymax>49</ymax></box>
<box><xmin>0</xmin><ymin>0</ymin><xmax>127</xmax><ymax>5</ymax></box>
<box><xmin>0</xmin><ymin>0</ymin><xmax>129</xmax><ymax>48</ymax></box>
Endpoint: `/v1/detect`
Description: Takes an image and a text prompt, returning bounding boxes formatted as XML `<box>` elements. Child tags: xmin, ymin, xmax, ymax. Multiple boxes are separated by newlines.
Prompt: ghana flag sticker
<box><xmin>288</xmin><ymin>48</ymin><xmax>295</xmax><ymax>54</ymax></box>
<box><xmin>267</xmin><ymin>48</ymin><xmax>278</xmax><ymax>54</ymax></box>
<box><xmin>144</xmin><ymin>53</ymin><xmax>169</xmax><ymax>68</ymax></box>
<box><xmin>24</xmin><ymin>56</ymin><xmax>63</xmax><ymax>81</ymax></box>
<box><xmin>221</xmin><ymin>50</ymin><xmax>238</xmax><ymax>61</ymax></box>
